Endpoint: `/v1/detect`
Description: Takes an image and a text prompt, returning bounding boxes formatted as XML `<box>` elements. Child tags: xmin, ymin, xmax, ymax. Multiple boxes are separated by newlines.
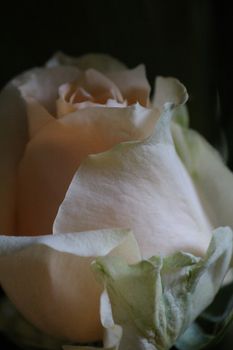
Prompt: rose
<box><xmin>0</xmin><ymin>53</ymin><xmax>232</xmax><ymax>349</ymax></box>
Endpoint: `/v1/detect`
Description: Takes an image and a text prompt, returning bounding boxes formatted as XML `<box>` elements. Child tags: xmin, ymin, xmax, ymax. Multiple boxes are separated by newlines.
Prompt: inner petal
<box><xmin>56</xmin><ymin>69</ymin><xmax>125</xmax><ymax>117</ymax></box>
<box><xmin>70</xmin><ymin>87</ymin><xmax>94</xmax><ymax>103</ymax></box>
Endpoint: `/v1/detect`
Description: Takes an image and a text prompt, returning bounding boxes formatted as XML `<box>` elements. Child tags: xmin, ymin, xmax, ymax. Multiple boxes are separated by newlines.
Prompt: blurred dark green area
<box><xmin>0</xmin><ymin>0</ymin><xmax>233</xmax><ymax>349</ymax></box>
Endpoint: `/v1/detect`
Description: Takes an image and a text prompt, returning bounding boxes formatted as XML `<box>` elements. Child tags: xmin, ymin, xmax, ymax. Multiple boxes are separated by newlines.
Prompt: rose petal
<box><xmin>57</xmin><ymin>98</ymin><xmax>127</xmax><ymax>117</ymax></box>
<box><xmin>172</xmin><ymin>122</ymin><xmax>233</xmax><ymax>229</ymax></box>
<box><xmin>47</xmin><ymin>53</ymin><xmax>150</xmax><ymax>107</ymax></box>
<box><xmin>0</xmin><ymin>84</ymin><xmax>27</xmax><ymax>234</ymax></box>
<box><xmin>46</xmin><ymin>52</ymin><xmax>127</xmax><ymax>72</ymax></box>
<box><xmin>56</xmin><ymin>68</ymin><xmax>124</xmax><ymax>117</ymax></box>
<box><xmin>56</xmin><ymin>98</ymin><xmax>77</xmax><ymax>117</ymax></box>
<box><xmin>25</xmin><ymin>97</ymin><xmax>54</xmax><ymax>138</ymax></box>
<box><xmin>0</xmin><ymin>229</ymin><xmax>141</xmax><ymax>342</ymax></box>
<box><xmin>17</xmin><ymin>102</ymin><xmax>157</xmax><ymax>235</ymax></box>
<box><xmin>54</xmin><ymin>106</ymin><xmax>212</xmax><ymax>258</ymax></box>
<box><xmin>12</xmin><ymin>66</ymin><xmax>82</xmax><ymax>114</ymax></box>
<box><xmin>153</xmin><ymin>76</ymin><xmax>188</xmax><ymax>111</ymax></box>
<box><xmin>74</xmin><ymin>69</ymin><xmax>124</xmax><ymax>103</ymax></box>
<box><xmin>106</xmin><ymin>65</ymin><xmax>151</xmax><ymax>107</ymax></box>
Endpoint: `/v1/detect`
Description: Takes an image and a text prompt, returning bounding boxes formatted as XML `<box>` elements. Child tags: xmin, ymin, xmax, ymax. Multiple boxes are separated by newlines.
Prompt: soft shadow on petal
<box><xmin>46</xmin><ymin>52</ymin><xmax>127</xmax><ymax>73</ymax></box>
<box><xmin>0</xmin><ymin>85</ymin><xmax>28</xmax><ymax>234</ymax></box>
<box><xmin>0</xmin><ymin>229</ymin><xmax>141</xmax><ymax>342</ymax></box>
<box><xmin>17</xmin><ymin>102</ymin><xmax>157</xmax><ymax>236</ymax></box>
<box><xmin>54</xmin><ymin>107</ymin><xmax>212</xmax><ymax>258</ymax></box>
<box><xmin>25</xmin><ymin>97</ymin><xmax>55</xmax><ymax>138</ymax></box>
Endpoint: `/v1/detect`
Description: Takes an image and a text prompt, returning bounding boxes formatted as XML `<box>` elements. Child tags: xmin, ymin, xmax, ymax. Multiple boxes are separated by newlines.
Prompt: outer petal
<box><xmin>46</xmin><ymin>52</ymin><xmax>127</xmax><ymax>72</ymax></box>
<box><xmin>172</xmin><ymin>122</ymin><xmax>233</xmax><ymax>229</ymax></box>
<box><xmin>0</xmin><ymin>229</ymin><xmax>141</xmax><ymax>342</ymax></box>
<box><xmin>0</xmin><ymin>85</ymin><xmax>27</xmax><ymax>234</ymax></box>
<box><xmin>54</xmin><ymin>106</ymin><xmax>212</xmax><ymax>258</ymax></box>
<box><xmin>17</xmin><ymin>102</ymin><xmax>157</xmax><ymax>235</ymax></box>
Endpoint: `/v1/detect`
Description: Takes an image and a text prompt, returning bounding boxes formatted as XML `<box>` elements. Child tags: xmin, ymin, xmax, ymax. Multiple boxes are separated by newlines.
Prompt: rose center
<box><xmin>56</xmin><ymin>69</ymin><xmax>127</xmax><ymax>117</ymax></box>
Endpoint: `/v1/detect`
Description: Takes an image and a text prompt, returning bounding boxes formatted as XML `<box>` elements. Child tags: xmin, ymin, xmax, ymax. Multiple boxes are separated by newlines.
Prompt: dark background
<box><xmin>0</xmin><ymin>0</ymin><xmax>233</xmax><ymax>349</ymax></box>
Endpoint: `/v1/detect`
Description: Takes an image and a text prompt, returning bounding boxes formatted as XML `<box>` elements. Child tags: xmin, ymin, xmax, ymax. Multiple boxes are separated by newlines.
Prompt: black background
<box><xmin>0</xmin><ymin>0</ymin><xmax>233</xmax><ymax>349</ymax></box>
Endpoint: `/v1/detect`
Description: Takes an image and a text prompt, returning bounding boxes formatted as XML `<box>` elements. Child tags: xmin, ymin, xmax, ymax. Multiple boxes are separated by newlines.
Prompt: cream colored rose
<box><xmin>0</xmin><ymin>53</ymin><xmax>233</xmax><ymax>345</ymax></box>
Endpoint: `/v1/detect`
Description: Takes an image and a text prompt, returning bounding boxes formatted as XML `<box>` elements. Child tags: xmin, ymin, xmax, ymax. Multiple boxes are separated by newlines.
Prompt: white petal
<box><xmin>54</xmin><ymin>107</ymin><xmax>212</xmax><ymax>258</ymax></box>
<box><xmin>17</xmin><ymin>103</ymin><xmax>157</xmax><ymax>236</ymax></box>
<box><xmin>0</xmin><ymin>229</ymin><xmax>140</xmax><ymax>342</ymax></box>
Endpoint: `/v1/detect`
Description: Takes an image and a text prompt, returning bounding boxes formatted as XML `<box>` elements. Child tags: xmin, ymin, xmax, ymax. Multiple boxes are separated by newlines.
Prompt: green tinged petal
<box><xmin>92</xmin><ymin>228</ymin><xmax>233</xmax><ymax>350</ymax></box>
<box><xmin>172</xmin><ymin>120</ymin><xmax>233</xmax><ymax>230</ymax></box>
<box><xmin>0</xmin><ymin>229</ymin><xmax>140</xmax><ymax>343</ymax></box>
<box><xmin>172</xmin><ymin>105</ymin><xmax>189</xmax><ymax>128</ymax></box>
